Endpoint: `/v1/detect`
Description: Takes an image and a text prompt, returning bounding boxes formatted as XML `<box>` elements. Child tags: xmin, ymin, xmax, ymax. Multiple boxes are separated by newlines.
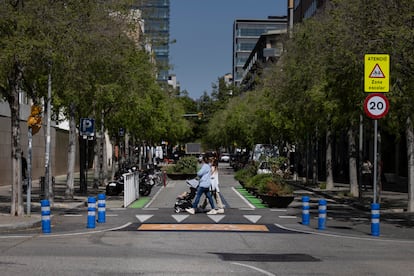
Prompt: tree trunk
<box><xmin>9</xmin><ymin>60</ymin><xmax>24</xmax><ymax>216</ymax></box>
<box><xmin>103</xmin><ymin>132</ymin><xmax>108</xmax><ymax>184</ymax></box>
<box><xmin>348</xmin><ymin>128</ymin><xmax>359</xmax><ymax>197</ymax></box>
<box><xmin>93</xmin><ymin>143</ymin><xmax>99</xmax><ymax>189</ymax></box>
<box><xmin>99</xmin><ymin>110</ymin><xmax>106</xmax><ymax>186</ymax></box>
<box><xmin>312</xmin><ymin>134</ymin><xmax>318</xmax><ymax>185</ymax></box>
<box><xmin>44</xmin><ymin>78</ymin><xmax>54</xmax><ymax>203</ymax></box>
<box><xmin>65</xmin><ymin>105</ymin><xmax>76</xmax><ymax>198</ymax></box>
<box><xmin>406</xmin><ymin>117</ymin><xmax>414</xmax><ymax>212</ymax></box>
<box><xmin>111</xmin><ymin>141</ymin><xmax>118</xmax><ymax>180</ymax></box>
<box><xmin>326</xmin><ymin>129</ymin><xmax>334</xmax><ymax>190</ymax></box>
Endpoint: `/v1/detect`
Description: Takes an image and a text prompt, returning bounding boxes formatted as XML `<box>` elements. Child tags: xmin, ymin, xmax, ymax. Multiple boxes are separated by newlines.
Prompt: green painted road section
<box><xmin>235</xmin><ymin>187</ymin><xmax>266</xmax><ymax>208</ymax></box>
<box><xmin>128</xmin><ymin>197</ymin><xmax>150</xmax><ymax>208</ymax></box>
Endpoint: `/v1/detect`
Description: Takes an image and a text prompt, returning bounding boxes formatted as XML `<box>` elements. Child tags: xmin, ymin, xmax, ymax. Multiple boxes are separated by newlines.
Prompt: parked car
<box><xmin>257</xmin><ymin>161</ymin><xmax>272</xmax><ymax>174</ymax></box>
<box><xmin>220</xmin><ymin>153</ymin><xmax>230</xmax><ymax>162</ymax></box>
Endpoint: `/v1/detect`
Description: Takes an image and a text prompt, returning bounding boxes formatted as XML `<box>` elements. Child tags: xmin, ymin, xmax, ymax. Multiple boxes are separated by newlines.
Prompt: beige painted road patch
<box><xmin>138</xmin><ymin>224</ymin><xmax>269</xmax><ymax>232</ymax></box>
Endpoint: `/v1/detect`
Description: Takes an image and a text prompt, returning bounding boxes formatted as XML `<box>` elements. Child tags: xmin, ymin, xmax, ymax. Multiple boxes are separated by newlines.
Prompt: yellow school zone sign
<box><xmin>364</xmin><ymin>54</ymin><xmax>390</xmax><ymax>92</ymax></box>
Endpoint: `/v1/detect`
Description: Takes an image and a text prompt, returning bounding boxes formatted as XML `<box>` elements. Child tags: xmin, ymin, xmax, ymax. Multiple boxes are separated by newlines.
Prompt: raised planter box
<box><xmin>166</xmin><ymin>173</ymin><xmax>197</xmax><ymax>181</ymax></box>
<box><xmin>259</xmin><ymin>194</ymin><xmax>294</xmax><ymax>208</ymax></box>
<box><xmin>245</xmin><ymin>187</ymin><xmax>259</xmax><ymax>195</ymax></box>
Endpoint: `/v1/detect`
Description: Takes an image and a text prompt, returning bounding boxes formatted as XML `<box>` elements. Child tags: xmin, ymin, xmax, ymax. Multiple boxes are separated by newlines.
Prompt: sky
<box><xmin>169</xmin><ymin>0</ymin><xmax>288</xmax><ymax>99</ymax></box>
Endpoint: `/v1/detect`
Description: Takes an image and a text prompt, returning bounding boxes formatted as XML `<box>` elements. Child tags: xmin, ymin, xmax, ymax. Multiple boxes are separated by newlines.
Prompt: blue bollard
<box><xmin>97</xmin><ymin>194</ymin><xmax>106</xmax><ymax>223</ymax></box>
<box><xmin>318</xmin><ymin>199</ymin><xmax>327</xmax><ymax>230</ymax></box>
<box><xmin>302</xmin><ymin>196</ymin><xmax>310</xmax><ymax>225</ymax></box>
<box><xmin>87</xmin><ymin>197</ymin><xmax>96</xmax><ymax>228</ymax></box>
<box><xmin>371</xmin><ymin>203</ymin><xmax>380</xmax><ymax>236</ymax></box>
<box><xmin>41</xmin><ymin>199</ymin><xmax>51</xmax><ymax>234</ymax></box>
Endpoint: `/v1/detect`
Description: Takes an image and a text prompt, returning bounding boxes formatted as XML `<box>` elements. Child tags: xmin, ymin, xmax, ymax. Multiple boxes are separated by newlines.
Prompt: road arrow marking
<box><xmin>208</xmin><ymin>215</ymin><xmax>225</xmax><ymax>223</ymax></box>
<box><xmin>136</xmin><ymin>214</ymin><xmax>153</xmax><ymax>223</ymax></box>
<box><xmin>244</xmin><ymin>215</ymin><xmax>262</xmax><ymax>223</ymax></box>
<box><xmin>172</xmin><ymin>214</ymin><xmax>189</xmax><ymax>223</ymax></box>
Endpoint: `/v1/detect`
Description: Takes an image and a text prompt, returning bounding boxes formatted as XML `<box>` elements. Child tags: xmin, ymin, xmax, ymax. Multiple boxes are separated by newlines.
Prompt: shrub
<box><xmin>258</xmin><ymin>175</ymin><xmax>293</xmax><ymax>196</ymax></box>
<box><xmin>166</xmin><ymin>156</ymin><xmax>198</xmax><ymax>174</ymax></box>
<box><xmin>247</xmin><ymin>174</ymin><xmax>273</xmax><ymax>190</ymax></box>
<box><xmin>234</xmin><ymin>163</ymin><xmax>258</xmax><ymax>184</ymax></box>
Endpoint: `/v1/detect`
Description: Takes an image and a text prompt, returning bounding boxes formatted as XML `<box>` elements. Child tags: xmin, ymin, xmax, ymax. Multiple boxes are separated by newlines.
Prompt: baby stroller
<box><xmin>174</xmin><ymin>179</ymin><xmax>198</xmax><ymax>213</ymax></box>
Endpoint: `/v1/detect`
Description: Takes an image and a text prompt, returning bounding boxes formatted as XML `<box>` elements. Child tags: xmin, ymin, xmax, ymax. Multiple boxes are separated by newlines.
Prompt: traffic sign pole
<box><xmin>363</xmin><ymin>94</ymin><xmax>389</xmax><ymax>204</ymax></box>
<box><xmin>363</xmin><ymin>53</ymin><xmax>389</xmax><ymax>229</ymax></box>
<box><xmin>79</xmin><ymin>118</ymin><xmax>95</xmax><ymax>194</ymax></box>
<box><xmin>364</xmin><ymin>94</ymin><xmax>388</xmax><ymax>204</ymax></box>
<box><xmin>373</xmin><ymin>120</ymin><xmax>378</xmax><ymax>204</ymax></box>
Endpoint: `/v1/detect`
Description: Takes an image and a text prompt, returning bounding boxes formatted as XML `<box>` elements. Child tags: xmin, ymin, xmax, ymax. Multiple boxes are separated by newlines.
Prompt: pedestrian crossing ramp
<box><xmin>119</xmin><ymin>208</ymin><xmax>301</xmax><ymax>233</ymax></box>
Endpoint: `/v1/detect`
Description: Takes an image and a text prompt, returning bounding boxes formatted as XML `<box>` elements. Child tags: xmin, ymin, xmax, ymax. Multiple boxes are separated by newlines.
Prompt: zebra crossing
<box><xmin>130</xmin><ymin>208</ymin><xmax>299</xmax><ymax>232</ymax></box>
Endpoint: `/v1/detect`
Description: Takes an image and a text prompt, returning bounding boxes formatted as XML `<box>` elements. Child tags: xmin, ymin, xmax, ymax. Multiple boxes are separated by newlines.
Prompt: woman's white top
<box><xmin>210</xmin><ymin>166</ymin><xmax>219</xmax><ymax>192</ymax></box>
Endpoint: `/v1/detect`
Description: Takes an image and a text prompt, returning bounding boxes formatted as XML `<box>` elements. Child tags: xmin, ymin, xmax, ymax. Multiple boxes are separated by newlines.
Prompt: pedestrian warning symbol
<box><xmin>369</xmin><ymin>64</ymin><xmax>385</xmax><ymax>78</ymax></box>
<box><xmin>364</xmin><ymin>54</ymin><xmax>389</xmax><ymax>92</ymax></box>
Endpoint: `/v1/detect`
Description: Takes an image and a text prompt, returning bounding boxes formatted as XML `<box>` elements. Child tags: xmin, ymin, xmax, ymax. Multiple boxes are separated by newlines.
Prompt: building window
<box><xmin>238</xmin><ymin>42</ymin><xmax>256</xmax><ymax>51</ymax></box>
<box><xmin>304</xmin><ymin>0</ymin><xmax>317</xmax><ymax>19</ymax></box>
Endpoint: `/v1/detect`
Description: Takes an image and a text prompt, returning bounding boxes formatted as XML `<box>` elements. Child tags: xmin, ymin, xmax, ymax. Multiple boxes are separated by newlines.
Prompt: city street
<box><xmin>1</xmin><ymin>163</ymin><xmax>414</xmax><ymax>275</ymax></box>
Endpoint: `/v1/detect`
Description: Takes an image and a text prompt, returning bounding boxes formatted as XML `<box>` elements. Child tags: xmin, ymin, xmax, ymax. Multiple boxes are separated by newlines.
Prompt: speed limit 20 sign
<box><xmin>363</xmin><ymin>93</ymin><xmax>389</xmax><ymax>119</ymax></box>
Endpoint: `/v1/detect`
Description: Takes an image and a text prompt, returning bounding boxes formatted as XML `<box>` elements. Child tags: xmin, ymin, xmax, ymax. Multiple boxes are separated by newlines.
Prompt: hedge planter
<box><xmin>167</xmin><ymin>173</ymin><xmax>197</xmax><ymax>181</ymax></box>
<box><xmin>245</xmin><ymin>187</ymin><xmax>259</xmax><ymax>195</ymax></box>
<box><xmin>259</xmin><ymin>194</ymin><xmax>294</xmax><ymax>208</ymax></box>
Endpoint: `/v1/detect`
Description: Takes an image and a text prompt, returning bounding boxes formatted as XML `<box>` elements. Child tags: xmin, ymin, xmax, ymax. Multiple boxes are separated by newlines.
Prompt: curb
<box><xmin>0</xmin><ymin>215</ymin><xmax>41</xmax><ymax>231</ymax></box>
<box><xmin>289</xmin><ymin>181</ymin><xmax>372</xmax><ymax>212</ymax></box>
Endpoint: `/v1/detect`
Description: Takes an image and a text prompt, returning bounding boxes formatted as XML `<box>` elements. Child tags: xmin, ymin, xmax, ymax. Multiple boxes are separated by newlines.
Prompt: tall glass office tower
<box><xmin>134</xmin><ymin>0</ymin><xmax>170</xmax><ymax>83</ymax></box>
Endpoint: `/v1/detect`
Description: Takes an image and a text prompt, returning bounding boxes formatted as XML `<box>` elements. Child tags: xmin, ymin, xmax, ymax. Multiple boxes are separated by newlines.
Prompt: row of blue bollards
<box><xmin>41</xmin><ymin>194</ymin><xmax>106</xmax><ymax>234</ymax></box>
<box><xmin>301</xmin><ymin>196</ymin><xmax>380</xmax><ymax>236</ymax></box>
<box><xmin>87</xmin><ymin>194</ymin><xmax>106</xmax><ymax>228</ymax></box>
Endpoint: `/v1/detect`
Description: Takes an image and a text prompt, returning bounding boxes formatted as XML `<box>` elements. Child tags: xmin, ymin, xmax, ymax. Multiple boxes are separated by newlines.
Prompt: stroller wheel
<box><xmin>174</xmin><ymin>207</ymin><xmax>180</xmax><ymax>213</ymax></box>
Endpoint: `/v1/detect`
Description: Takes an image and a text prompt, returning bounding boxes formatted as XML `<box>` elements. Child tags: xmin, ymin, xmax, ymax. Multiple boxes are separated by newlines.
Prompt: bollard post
<box><xmin>41</xmin><ymin>199</ymin><xmax>51</xmax><ymax>234</ymax></box>
<box><xmin>318</xmin><ymin>199</ymin><xmax>327</xmax><ymax>230</ymax></box>
<box><xmin>87</xmin><ymin>197</ymin><xmax>96</xmax><ymax>228</ymax></box>
<box><xmin>163</xmin><ymin>170</ymin><xmax>167</xmax><ymax>187</ymax></box>
<box><xmin>302</xmin><ymin>196</ymin><xmax>310</xmax><ymax>225</ymax></box>
<box><xmin>97</xmin><ymin>194</ymin><xmax>106</xmax><ymax>223</ymax></box>
<box><xmin>371</xmin><ymin>203</ymin><xmax>380</xmax><ymax>236</ymax></box>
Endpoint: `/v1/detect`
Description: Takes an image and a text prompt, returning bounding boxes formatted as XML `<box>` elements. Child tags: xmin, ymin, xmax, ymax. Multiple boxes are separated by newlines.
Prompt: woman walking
<box><xmin>201</xmin><ymin>157</ymin><xmax>224</xmax><ymax>213</ymax></box>
<box><xmin>186</xmin><ymin>156</ymin><xmax>217</xmax><ymax>215</ymax></box>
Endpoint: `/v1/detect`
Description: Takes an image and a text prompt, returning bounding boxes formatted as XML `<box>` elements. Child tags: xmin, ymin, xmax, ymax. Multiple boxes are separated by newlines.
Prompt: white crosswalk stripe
<box><xmin>208</xmin><ymin>215</ymin><xmax>225</xmax><ymax>223</ymax></box>
<box><xmin>172</xmin><ymin>214</ymin><xmax>189</xmax><ymax>222</ymax></box>
<box><xmin>243</xmin><ymin>215</ymin><xmax>262</xmax><ymax>223</ymax></box>
<box><xmin>135</xmin><ymin>214</ymin><xmax>154</xmax><ymax>223</ymax></box>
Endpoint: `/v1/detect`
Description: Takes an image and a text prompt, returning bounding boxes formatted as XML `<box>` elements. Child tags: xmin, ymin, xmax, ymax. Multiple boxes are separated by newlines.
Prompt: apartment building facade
<box><xmin>232</xmin><ymin>16</ymin><xmax>287</xmax><ymax>87</ymax></box>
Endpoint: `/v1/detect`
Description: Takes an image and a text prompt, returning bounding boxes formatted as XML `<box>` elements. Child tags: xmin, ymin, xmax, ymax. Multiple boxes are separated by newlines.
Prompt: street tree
<box><xmin>46</xmin><ymin>0</ymin><xmax>137</xmax><ymax>197</ymax></box>
<box><xmin>0</xmin><ymin>0</ymin><xmax>62</xmax><ymax>215</ymax></box>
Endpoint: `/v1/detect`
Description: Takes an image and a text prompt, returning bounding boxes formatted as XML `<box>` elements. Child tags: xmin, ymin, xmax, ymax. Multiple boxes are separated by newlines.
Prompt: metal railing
<box><xmin>123</xmin><ymin>171</ymin><xmax>140</xmax><ymax>208</ymax></box>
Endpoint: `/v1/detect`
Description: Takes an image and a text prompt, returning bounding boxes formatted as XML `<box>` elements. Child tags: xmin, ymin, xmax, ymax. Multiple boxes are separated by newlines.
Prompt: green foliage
<box><xmin>247</xmin><ymin>174</ymin><xmax>273</xmax><ymax>190</ymax></box>
<box><xmin>260</xmin><ymin>178</ymin><xmax>294</xmax><ymax>196</ymax></box>
<box><xmin>243</xmin><ymin>173</ymin><xmax>293</xmax><ymax>196</ymax></box>
<box><xmin>234</xmin><ymin>163</ymin><xmax>258</xmax><ymax>184</ymax></box>
<box><xmin>167</xmin><ymin>156</ymin><xmax>198</xmax><ymax>174</ymax></box>
<box><xmin>202</xmin><ymin>0</ymin><xmax>414</xmax><ymax>182</ymax></box>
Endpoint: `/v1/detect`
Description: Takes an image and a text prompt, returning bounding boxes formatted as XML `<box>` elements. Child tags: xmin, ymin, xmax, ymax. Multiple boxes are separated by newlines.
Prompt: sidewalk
<box><xmin>289</xmin><ymin>180</ymin><xmax>414</xmax><ymax>239</ymax></box>
<box><xmin>0</xmin><ymin>174</ymin><xmax>106</xmax><ymax>231</ymax></box>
